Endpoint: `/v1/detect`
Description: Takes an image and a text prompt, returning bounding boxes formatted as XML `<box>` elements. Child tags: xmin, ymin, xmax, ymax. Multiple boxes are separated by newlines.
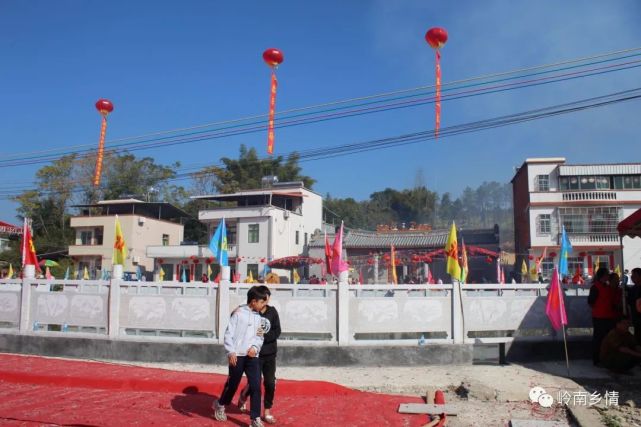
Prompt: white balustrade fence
<box><xmin>0</xmin><ymin>279</ymin><xmax>592</xmax><ymax>346</ymax></box>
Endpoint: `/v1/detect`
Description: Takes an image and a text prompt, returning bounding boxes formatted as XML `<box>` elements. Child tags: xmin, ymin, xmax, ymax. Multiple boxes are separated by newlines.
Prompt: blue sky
<box><xmin>1</xmin><ymin>1</ymin><xmax>641</xmax><ymax>223</ymax></box>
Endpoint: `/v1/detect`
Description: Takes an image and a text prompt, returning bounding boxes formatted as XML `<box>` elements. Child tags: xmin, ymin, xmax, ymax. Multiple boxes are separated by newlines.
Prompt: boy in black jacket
<box><xmin>238</xmin><ymin>285</ymin><xmax>281</xmax><ymax>424</ymax></box>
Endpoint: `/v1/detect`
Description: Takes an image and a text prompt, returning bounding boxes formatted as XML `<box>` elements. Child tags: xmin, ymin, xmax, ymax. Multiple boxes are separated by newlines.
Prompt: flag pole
<box><xmin>557</xmin><ymin>268</ymin><xmax>571</xmax><ymax>377</ymax></box>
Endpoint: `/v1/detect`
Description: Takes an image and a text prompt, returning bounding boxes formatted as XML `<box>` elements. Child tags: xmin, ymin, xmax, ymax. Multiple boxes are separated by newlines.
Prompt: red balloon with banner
<box><xmin>93</xmin><ymin>99</ymin><xmax>114</xmax><ymax>187</ymax></box>
<box><xmin>425</xmin><ymin>27</ymin><xmax>448</xmax><ymax>139</ymax></box>
<box><xmin>263</xmin><ymin>48</ymin><xmax>284</xmax><ymax>155</ymax></box>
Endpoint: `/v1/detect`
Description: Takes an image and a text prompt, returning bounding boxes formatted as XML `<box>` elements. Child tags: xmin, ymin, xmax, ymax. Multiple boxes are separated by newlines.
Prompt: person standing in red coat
<box><xmin>588</xmin><ymin>267</ymin><xmax>623</xmax><ymax>365</ymax></box>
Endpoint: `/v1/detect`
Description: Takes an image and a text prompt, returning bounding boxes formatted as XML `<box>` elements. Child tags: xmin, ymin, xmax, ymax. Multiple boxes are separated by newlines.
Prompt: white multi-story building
<box><xmin>512</xmin><ymin>158</ymin><xmax>641</xmax><ymax>278</ymax></box>
<box><xmin>69</xmin><ymin>199</ymin><xmax>187</xmax><ymax>279</ymax></box>
<box><xmin>147</xmin><ymin>181</ymin><xmax>323</xmax><ymax>281</ymax></box>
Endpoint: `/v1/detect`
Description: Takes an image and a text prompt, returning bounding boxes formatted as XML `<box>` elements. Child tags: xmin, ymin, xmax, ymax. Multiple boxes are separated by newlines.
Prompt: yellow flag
<box><xmin>390</xmin><ymin>245</ymin><xmax>398</xmax><ymax>284</ymax></box>
<box><xmin>445</xmin><ymin>222</ymin><xmax>461</xmax><ymax>280</ymax></box>
<box><xmin>159</xmin><ymin>267</ymin><xmax>165</xmax><ymax>281</ymax></box>
<box><xmin>6</xmin><ymin>263</ymin><xmax>13</xmax><ymax>279</ymax></box>
<box><xmin>530</xmin><ymin>265</ymin><xmax>538</xmax><ymax>281</ymax></box>
<box><xmin>615</xmin><ymin>264</ymin><xmax>621</xmax><ymax>276</ymax></box>
<box><xmin>207</xmin><ymin>264</ymin><xmax>212</xmax><ymax>280</ymax></box>
<box><xmin>293</xmin><ymin>269</ymin><xmax>300</xmax><ymax>284</ymax></box>
<box><xmin>521</xmin><ymin>259</ymin><xmax>528</xmax><ymax>276</ymax></box>
<box><xmin>83</xmin><ymin>266</ymin><xmax>89</xmax><ymax>280</ymax></box>
<box><xmin>594</xmin><ymin>257</ymin><xmax>600</xmax><ymax>273</ymax></box>
<box><xmin>249</xmin><ymin>270</ymin><xmax>254</xmax><ymax>283</ymax></box>
<box><xmin>113</xmin><ymin>215</ymin><xmax>127</xmax><ymax>266</ymax></box>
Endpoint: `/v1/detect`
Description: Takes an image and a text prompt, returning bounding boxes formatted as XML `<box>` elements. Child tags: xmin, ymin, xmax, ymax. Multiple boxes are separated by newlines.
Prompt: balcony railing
<box><xmin>558</xmin><ymin>233</ymin><xmax>619</xmax><ymax>244</ymax></box>
<box><xmin>562</xmin><ymin>191</ymin><xmax>616</xmax><ymax>201</ymax></box>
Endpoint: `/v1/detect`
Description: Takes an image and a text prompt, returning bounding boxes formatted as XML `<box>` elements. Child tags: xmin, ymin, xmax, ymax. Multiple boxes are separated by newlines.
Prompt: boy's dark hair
<box><xmin>631</xmin><ymin>267</ymin><xmax>641</xmax><ymax>276</ymax></box>
<box><xmin>255</xmin><ymin>285</ymin><xmax>271</xmax><ymax>297</ymax></box>
<box><xmin>247</xmin><ymin>286</ymin><xmax>269</xmax><ymax>304</ymax></box>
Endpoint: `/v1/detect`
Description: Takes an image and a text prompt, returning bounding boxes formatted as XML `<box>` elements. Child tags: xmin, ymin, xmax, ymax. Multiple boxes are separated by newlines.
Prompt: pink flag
<box><xmin>496</xmin><ymin>258</ymin><xmax>502</xmax><ymax>283</ymax></box>
<box><xmin>500</xmin><ymin>267</ymin><xmax>505</xmax><ymax>285</ymax></box>
<box><xmin>545</xmin><ymin>267</ymin><xmax>568</xmax><ymax>331</ymax></box>
<box><xmin>331</xmin><ymin>222</ymin><xmax>348</xmax><ymax>274</ymax></box>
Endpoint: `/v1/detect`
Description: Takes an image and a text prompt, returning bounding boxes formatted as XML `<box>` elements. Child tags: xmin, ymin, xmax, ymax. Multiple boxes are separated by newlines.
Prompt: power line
<box><xmin>1</xmin><ymin>57</ymin><xmax>640</xmax><ymax>169</ymax></box>
<box><xmin>2</xmin><ymin>87</ymin><xmax>638</xmax><ymax>199</ymax></box>
<box><xmin>3</xmin><ymin>46</ymin><xmax>641</xmax><ymax>162</ymax></box>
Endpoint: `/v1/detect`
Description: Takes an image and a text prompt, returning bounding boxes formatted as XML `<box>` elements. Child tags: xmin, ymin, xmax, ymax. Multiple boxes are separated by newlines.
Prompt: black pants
<box><xmin>241</xmin><ymin>354</ymin><xmax>277</xmax><ymax>410</ymax></box>
<box><xmin>633</xmin><ymin>319</ymin><xmax>641</xmax><ymax>346</ymax></box>
<box><xmin>592</xmin><ymin>317</ymin><xmax>617</xmax><ymax>364</ymax></box>
<box><xmin>218</xmin><ymin>356</ymin><xmax>261</xmax><ymax>419</ymax></box>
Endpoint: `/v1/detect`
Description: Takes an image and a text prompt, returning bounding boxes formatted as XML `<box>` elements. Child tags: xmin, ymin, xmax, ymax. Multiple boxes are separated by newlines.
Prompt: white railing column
<box><xmin>337</xmin><ymin>271</ymin><xmax>349</xmax><ymax>345</ymax></box>
<box><xmin>451</xmin><ymin>280</ymin><xmax>464</xmax><ymax>344</ymax></box>
<box><xmin>19</xmin><ymin>279</ymin><xmax>32</xmax><ymax>332</ymax></box>
<box><xmin>217</xmin><ymin>266</ymin><xmax>231</xmax><ymax>344</ymax></box>
<box><xmin>108</xmin><ymin>279</ymin><xmax>121</xmax><ymax>338</ymax></box>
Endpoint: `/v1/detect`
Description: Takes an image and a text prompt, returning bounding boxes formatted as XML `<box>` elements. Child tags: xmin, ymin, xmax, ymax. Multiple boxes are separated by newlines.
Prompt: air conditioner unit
<box><xmin>283</xmin><ymin>210</ymin><xmax>290</xmax><ymax>219</ymax></box>
<box><xmin>133</xmin><ymin>256</ymin><xmax>141</xmax><ymax>264</ymax></box>
<box><xmin>138</xmin><ymin>216</ymin><xmax>146</xmax><ymax>225</ymax></box>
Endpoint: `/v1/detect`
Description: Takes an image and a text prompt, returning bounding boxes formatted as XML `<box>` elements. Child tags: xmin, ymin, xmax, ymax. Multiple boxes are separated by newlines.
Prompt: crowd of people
<box><xmin>588</xmin><ymin>267</ymin><xmax>641</xmax><ymax>373</ymax></box>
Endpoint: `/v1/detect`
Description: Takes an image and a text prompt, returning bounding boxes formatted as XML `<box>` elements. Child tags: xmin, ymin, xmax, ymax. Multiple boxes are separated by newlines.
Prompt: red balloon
<box><xmin>549</xmin><ymin>252</ymin><xmax>557</xmax><ymax>258</ymax></box>
<box><xmin>95</xmin><ymin>99</ymin><xmax>114</xmax><ymax>115</ymax></box>
<box><xmin>425</xmin><ymin>27</ymin><xmax>448</xmax><ymax>49</ymax></box>
<box><xmin>263</xmin><ymin>48</ymin><xmax>284</xmax><ymax>68</ymax></box>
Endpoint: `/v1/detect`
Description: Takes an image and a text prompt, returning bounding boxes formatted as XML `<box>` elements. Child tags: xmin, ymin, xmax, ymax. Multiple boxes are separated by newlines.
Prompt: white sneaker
<box><xmin>251</xmin><ymin>418</ymin><xmax>265</xmax><ymax>427</ymax></box>
<box><xmin>213</xmin><ymin>402</ymin><xmax>227</xmax><ymax>421</ymax></box>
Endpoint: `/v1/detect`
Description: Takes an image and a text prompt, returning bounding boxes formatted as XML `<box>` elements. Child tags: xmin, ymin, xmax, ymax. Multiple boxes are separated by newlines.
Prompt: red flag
<box><xmin>358</xmin><ymin>268</ymin><xmax>364</xmax><ymax>285</ymax></box>
<box><xmin>546</xmin><ymin>267</ymin><xmax>568</xmax><ymax>331</ymax></box>
<box><xmin>267</xmin><ymin>71</ymin><xmax>278</xmax><ymax>155</ymax></box>
<box><xmin>21</xmin><ymin>219</ymin><xmax>40</xmax><ymax>271</ymax></box>
<box><xmin>324</xmin><ymin>231</ymin><xmax>333</xmax><ymax>276</ymax></box>
<box><xmin>214</xmin><ymin>272</ymin><xmax>221</xmax><ymax>284</ymax></box>
<box><xmin>435</xmin><ymin>50</ymin><xmax>442</xmax><ymax>138</ymax></box>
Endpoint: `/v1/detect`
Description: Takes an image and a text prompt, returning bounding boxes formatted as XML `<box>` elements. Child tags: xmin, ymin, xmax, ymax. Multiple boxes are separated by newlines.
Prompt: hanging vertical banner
<box><xmin>262</xmin><ymin>48</ymin><xmax>284</xmax><ymax>155</ymax></box>
<box><xmin>93</xmin><ymin>99</ymin><xmax>114</xmax><ymax>187</ymax></box>
<box><xmin>267</xmin><ymin>71</ymin><xmax>278</xmax><ymax>155</ymax></box>
<box><xmin>435</xmin><ymin>50</ymin><xmax>442</xmax><ymax>138</ymax></box>
<box><xmin>425</xmin><ymin>27</ymin><xmax>448</xmax><ymax>139</ymax></box>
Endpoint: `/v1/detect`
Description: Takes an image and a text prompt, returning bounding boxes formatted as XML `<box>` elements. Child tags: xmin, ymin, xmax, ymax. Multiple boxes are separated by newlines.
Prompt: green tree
<box><xmin>192</xmin><ymin>145</ymin><xmax>315</xmax><ymax>194</ymax></box>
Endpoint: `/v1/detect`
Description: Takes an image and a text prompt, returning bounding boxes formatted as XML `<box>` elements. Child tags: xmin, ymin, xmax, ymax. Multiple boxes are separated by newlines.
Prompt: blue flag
<box><xmin>136</xmin><ymin>265</ymin><xmax>142</xmax><ymax>281</ymax></box>
<box><xmin>209</xmin><ymin>218</ymin><xmax>229</xmax><ymax>267</ymax></box>
<box><xmin>181</xmin><ymin>265</ymin><xmax>187</xmax><ymax>282</ymax></box>
<box><xmin>63</xmin><ymin>266</ymin><xmax>70</xmax><ymax>280</ymax></box>
<box><xmin>558</xmin><ymin>226</ymin><xmax>573</xmax><ymax>277</ymax></box>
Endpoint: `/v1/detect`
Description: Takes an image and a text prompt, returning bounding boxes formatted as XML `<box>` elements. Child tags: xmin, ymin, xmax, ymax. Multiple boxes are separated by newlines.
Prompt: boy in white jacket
<box><xmin>214</xmin><ymin>286</ymin><xmax>268</xmax><ymax>427</ymax></box>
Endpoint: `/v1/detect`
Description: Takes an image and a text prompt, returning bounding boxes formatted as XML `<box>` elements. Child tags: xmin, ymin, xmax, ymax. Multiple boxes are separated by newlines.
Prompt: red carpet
<box><xmin>0</xmin><ymin>353</ymin><xmax>426</xmax><ymax>426</ymax></box>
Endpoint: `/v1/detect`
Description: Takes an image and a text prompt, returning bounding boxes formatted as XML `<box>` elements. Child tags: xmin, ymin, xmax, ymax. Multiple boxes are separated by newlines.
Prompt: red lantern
<box><xmin>528</xmin><ymin>255</ymin><xmax>534</xmax><ymax>260</ymax></box>
<box><xmin>157</xmin><ymin>258</ymin><xmax>164</xmax><ymax>265</ymax></box>
<box><xmin>205</xmin><ymin>257</ymin><xmax>215</xmax><ymax>264</ymax></box>
<box><xmin>236</xmin><ymin>257</ymin><xmax>242</xmax><ymax>263</ymax></box>
<box><xmin>95</xmin><ymin>99</ymin><xmax>114</xmax><ymax>115</ymax></box>
<box><xmin>260</xmin><ymin>258</ymin><xmax>267</xmax><ymax>263</ymax></box>
<box><xmin>181</xmin><ymin>260</ymin><xmax>188</xmax><ymax>265</ymax></box>
<box><xmin>383</xmin><ymin>253</ymin><xmax>391</xmax><ymax>261</ymax></box>
<box><xmin>192</xmin><ymin>259</ymin><xmax>199</xmax><ymax>265</ymax></box>
<box><xmin>367</xmin><ymin>258</ymin><xmax>374</xmax><ymax>265</ymax></box>
<box><xmin>549</xmin><ymin>252</ymin><xmax>557</xmax><ymax>258</ymax></box>
<box><xmin>486</xmin><ymin>256</ymin><xmax>493</xmax><ymax>264</ymax></box>
<box><xmin>425</xmin><ymin>28</ymin><xmax>448</xmax><ymax>49</ymax></box>
<box><xmin>263</xmin><ymin>48</ymin><xmax>284</xmax><ymax>68</ymax></box>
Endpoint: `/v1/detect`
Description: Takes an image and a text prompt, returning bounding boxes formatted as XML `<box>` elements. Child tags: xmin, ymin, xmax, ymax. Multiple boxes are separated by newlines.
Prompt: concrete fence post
<box><xmin>108</xmin><ymin>279</ymin><xmax>121</xmax><ymax>338</ymax></box>
<box><xmin>451</xmin><ymin>280</ymin><xmax>464</xmax><ymax>344</ymax></box>
<box><xmin>217</xmin><ymin>279</ymin><xmax>230</xmax><ymax>344</ymax></box>
<box><xmin>19</xmin><ymin>279</ymin><xmax>32</xmax><ymax>332</ymax></box>
<box><xmin>337</xmin><ymin>271</ymin><xmax>349</xmax><ymax>345</ymax></box>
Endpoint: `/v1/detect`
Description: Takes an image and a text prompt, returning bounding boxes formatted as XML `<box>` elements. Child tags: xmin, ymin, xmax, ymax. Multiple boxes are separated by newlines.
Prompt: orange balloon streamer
<box><xmin>93</xmin><ymin>115</ymin><xmax>108</xmax><ymax>187</ymax></box>
<box><xmin>435</xmin><ymin>50</ymin><xmax>442</xmax><ymax>139</ymax></box>
<box><xmin>267</xmin><ymin>71</ymin><xmax>278</xmax><ymax>155</ymax></box>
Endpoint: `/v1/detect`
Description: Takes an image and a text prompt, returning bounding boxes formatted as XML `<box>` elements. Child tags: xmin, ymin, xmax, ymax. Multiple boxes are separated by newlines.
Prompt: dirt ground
<box><xmin>93</xmin><ymin>358</ymin><xmax>641</xmax><ymax>426</ymax></box>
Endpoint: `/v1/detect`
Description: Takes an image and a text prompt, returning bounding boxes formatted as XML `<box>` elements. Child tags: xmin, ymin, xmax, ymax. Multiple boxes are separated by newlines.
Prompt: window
<box><xmin>295</xmin><ymin>230</ymin><xmax>299</xmax><ymax>245</ymax></box>
<box><xmin>80</xmin><ymin>231</ymin><xmax>92</xmax><ymax>245</ymax></box>
<box><xmin>162</xmin><ymin>234</ymin><xmax>169</xmax><ymax>246</ymax></box>
<box><xmin>559</xmin><ymin>207</ymin><xmax>620</xmax><ymax>234</ymax></box>
<box><xmin>537</xmin><ymin>214</ymin><xmax>551</xmax><ymax>234</ymax></box>
<box><xmin>94</xmin><ymin>227</ymin><xmax>103</xmax><ymax>245</ymax></box>
<box><xmin>248</xmin><ymin>224</ymin><xmax>259</xmax><ymax>243</ymax></box>
<box><xmin>247</xmin><ymin>263</ymin><xmax>259</xmax><ymax>280</ymax></box>
<box><xmin>535</xmin><ymin>175</ymin><xmax>549</xmax><ymax>191</ymax></box>
<box><xmin>614</xmin><ymin>175</ymin><xmax>641</xmax><ymax>189</ymax></box>
<box><xmin>227</xmin><ymin>227</ymin><xmax>237</xmax><ymax>245</ymax></box>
